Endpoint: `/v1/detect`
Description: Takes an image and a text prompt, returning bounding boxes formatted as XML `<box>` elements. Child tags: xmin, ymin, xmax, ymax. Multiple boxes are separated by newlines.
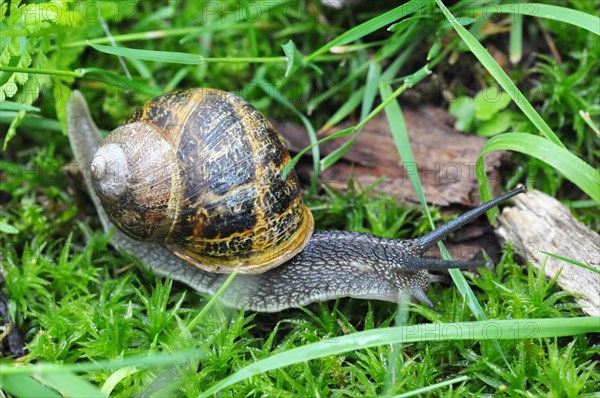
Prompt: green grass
<box><xmin>1</xmin><ymin>0</ymin><xmax>599</xmax><ymax>396</ymax></box>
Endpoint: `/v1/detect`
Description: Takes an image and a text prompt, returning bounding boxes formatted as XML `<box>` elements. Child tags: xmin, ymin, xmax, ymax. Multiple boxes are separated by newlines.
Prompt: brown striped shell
<box><xmin>90</xmin><ymin>89</ymin><xmax>314</xmax><ymax>274</ymax></box>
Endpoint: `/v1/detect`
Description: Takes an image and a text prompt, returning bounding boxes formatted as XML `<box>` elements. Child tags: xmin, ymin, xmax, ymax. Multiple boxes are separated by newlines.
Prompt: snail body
<box><xmin>68</xmin><ymin>89</ymin><xmax>526</xmax><ymax>312</ymax></box>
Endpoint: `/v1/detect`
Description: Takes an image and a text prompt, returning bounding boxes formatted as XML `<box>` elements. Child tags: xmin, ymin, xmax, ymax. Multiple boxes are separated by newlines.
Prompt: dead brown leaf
<box><xmin>273</xmin><ymin>104</ymin><xmax>508</xmax><ymax>207</ymax></box>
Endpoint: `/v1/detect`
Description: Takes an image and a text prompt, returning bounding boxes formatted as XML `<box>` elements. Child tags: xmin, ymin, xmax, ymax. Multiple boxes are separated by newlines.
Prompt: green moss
<box><xmin>1</xmin><ymin>1</ymin><xmax>597</xmax><ymax>396</ymax></box>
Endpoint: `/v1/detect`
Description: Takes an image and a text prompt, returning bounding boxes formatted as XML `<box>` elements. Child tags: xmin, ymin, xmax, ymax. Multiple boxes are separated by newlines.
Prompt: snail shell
<box><xmin>90</xmin><ymin>89</ymin><xmax>314</xmax><ymax>274</ymax></box>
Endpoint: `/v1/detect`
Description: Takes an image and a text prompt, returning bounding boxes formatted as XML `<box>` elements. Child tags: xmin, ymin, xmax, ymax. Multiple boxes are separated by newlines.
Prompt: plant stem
<box><xmin>0</xmin><ymin>66</ymin><xmax>84</xmax><ymax>78</ymax></box>
<box><xmin>62</xmin><ymin>27</ymin><xmax>206</xmax><ymax>48</ymax></box>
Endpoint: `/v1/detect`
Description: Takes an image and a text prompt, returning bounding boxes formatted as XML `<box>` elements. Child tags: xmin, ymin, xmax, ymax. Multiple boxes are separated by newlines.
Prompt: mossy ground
<box><xmin>1</xmin><ymin>1</ymin><xmax>598</xmax><ymax>396</ymax></box>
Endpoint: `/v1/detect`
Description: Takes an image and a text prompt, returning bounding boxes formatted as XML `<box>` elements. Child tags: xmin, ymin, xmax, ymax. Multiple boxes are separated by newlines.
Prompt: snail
<box><xmin>67</xmin><ymin>88</ymin><xmax>526</xmax><ymax>312</ymax></box>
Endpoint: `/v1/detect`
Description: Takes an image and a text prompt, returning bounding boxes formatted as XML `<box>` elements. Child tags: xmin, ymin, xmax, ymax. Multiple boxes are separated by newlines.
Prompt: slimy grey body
<box><xmin>111</xmin><ymin>230</ymin><xmax>429</xmax><ymax>312</ymax></box>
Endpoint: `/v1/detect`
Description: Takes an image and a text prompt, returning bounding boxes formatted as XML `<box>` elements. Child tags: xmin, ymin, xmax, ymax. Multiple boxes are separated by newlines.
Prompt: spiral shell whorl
<box><xmin>91</xmin><ymin>122</ymin><xmax>178</xmax><ymax>242</ymax></box>
<box><xmin>91</xmin><ymin>143</ymin><xmax>128</xmax><ymax>203</ymax></box>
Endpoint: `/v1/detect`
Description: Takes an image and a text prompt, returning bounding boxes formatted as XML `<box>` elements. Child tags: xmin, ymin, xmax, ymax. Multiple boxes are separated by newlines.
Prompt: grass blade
<box><xmin>37</xmin><ymin>371</ymin><xmax>108</xmax><ymax>398</ymax></box>
<box><xmin>0</xmin><ymin>66</ymin><xmax>83</xmax><ymax>78</ymax></box>
<box><xmin>509</xmin><ymin>13</ymin><xmax>523</xmax><ymax>64</ymax></box>
<box><xmin>199</xmin><ymin>317</ymin><xmax>600</xmax><ymax>396</ymax></box>
<box><xmin>0</xmin><ymin>374</ymin><xmax>62</xmax><ymax>398</ymax></box>
<box><xmin>482</xmin><ymin>4</ymin><xmax>600</xmax><ymax>36</ymax></box>
<box><xmin>436</xmin><ymin>0</ymin><xmax>564</xmax><ymax>148</ymax></box>
<box><xmin>378</xmin><ymin>84</ymin><xmax>426</xmax><ymax>211</ymax></box>
<box><xmin>89</xmin><ymin>43</ymin><xmax>286</xmax><ymax>65</ymax></box>
<box><xmin>361</xmin><ymin>61</ymin><xmax>382</xmax><ymax>120</ymax></box>
<box><xmin>476</xmin><ymin>133</ymin><xmax>600</xmax><ymax>220</ymax></box>
<box><xmin>320</xmin><ymin>87</ymin><xmax>365</xmax><ymax>130</ymax></box>
<box><xmin>0</xmin><ymin>113</ymin><xmax>65</xmax><ymax>132</ymax></box>
<box><xmin>540</xmin><ymin>251</ymin><xmax>600</xmax><ymax>275</ymax></box>
<box><xmin>1</xmin><ymin>350</ymin><xmax>205</xmax><ymax>375</ymax></box>
<box><xmin>395</xmin><ymin>375</ymin><xmax>469</xmax><ymax>397</ymax></box>
<box><xmin>306</xmin><ymin>0</ymin><xmax>432</xmax><ymax>60</ymax></box>
<box><xmin>187</xmin><ymin>270</ymin><xmax>239</xmax><ymax>331</ymax></box>
<box><xmin>100</xmin><ymin>367</ymin><xmax>139</xmax><ymax>396</ymax></box>
<box><xmin>0</xmin><ymin>101</ymin><xmax>40</xmax><ymax>112</ymax></box>
<box><xmin>90</xmin><ymin>43</ymin><xmax>202</xmax><ymax>64</ymax></box>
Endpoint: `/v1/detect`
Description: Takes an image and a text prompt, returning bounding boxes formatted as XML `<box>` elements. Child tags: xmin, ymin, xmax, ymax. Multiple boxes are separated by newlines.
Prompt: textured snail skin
<box><xmin>68</xmin><ymin>90</ymin><xmax>525</xmax><ymax>312</ymax></box>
